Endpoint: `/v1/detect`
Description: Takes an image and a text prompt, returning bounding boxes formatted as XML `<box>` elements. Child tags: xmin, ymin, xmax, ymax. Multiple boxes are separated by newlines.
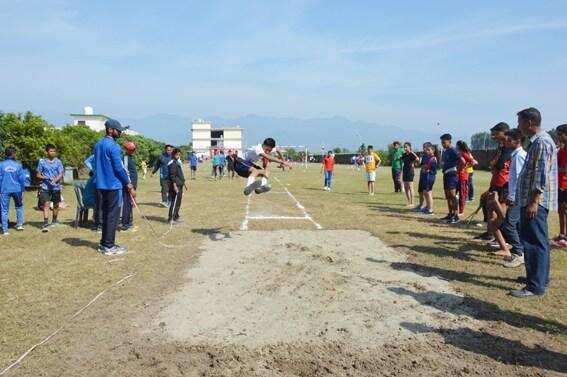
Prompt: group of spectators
<box><xmin>210</xmin><ymin>149</ymin><xmax>237</xmax><ymax>180</ymax></box>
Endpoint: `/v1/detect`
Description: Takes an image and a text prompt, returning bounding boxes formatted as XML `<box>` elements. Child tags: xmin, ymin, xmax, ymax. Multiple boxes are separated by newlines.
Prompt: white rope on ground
<box><xmin>273</xmin><ymin>177</ymin><xmax>323</xmax><ymax>230</ymax></box>
<box><xmin>0</xmin><ymin>274</ymin><xmax>136</xmax><ymax>376</ymax></box>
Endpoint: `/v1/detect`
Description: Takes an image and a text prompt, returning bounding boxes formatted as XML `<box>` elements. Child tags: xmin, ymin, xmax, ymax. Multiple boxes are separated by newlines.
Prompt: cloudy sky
<box><xmin>1</xmin><ymin>0</ymin><xmax>566</xmax><ymax>135</ymax></box>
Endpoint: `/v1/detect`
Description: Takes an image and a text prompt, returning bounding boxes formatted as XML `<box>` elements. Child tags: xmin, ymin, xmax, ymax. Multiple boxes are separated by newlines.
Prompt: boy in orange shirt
<box><xmin>321</xmin><ymin>151</ymin><xmax>335</xmax><ymax>191</ymax></box>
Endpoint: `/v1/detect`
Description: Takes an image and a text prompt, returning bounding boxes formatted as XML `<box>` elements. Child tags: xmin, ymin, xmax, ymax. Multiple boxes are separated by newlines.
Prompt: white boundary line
<box><xmin>274</xmin><ymin>177</ymin><xmax>323</xmax><ymax>230</ymax></box>
<box><xmin>240</xmin><ymin>194</ymin><xmax>252</xmax><ymax>230</ymax></box>
<box><xmin>247</xmin><ymin>215</ymin><xmax>310</xmax><ymax>220</ymax></box>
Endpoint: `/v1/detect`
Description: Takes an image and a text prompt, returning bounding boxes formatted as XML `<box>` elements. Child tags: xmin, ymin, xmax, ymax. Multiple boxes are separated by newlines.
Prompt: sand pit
<box><xmin>152</xmin><ymin>230</ymin><xmax>478</xmax><ymax>348</ymax></box>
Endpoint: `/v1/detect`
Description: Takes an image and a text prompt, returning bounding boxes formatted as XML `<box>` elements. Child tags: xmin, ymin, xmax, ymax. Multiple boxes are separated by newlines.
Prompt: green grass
<box><xmin>0</xmin><ymin>162</ymin><xmax>565</xmax><ymax>371</ymax></box>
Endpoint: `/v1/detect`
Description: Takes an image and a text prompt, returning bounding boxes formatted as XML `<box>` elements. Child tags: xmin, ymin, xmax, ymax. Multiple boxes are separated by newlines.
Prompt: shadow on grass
<box><xmin>400</xmin><ymin>322</ymin><xmax>567</xmax><ymax>373</ymax></box>
<box><xmin>192</xmin><ymin>228</ymin><xmax>232</xmax><ymax>241</ymax></box>
<box><xmin>389</xmin><ymin>286</ymin><xmax>567</xmax><ymax>336</ymax></box>
<box><xmin>143</xmin><ymin>215</ymin><xmax>169</xmax><ymax>224</ymax></box>
<box><xmin>385</xmin><ymin>260</ymin><xmax>517</xmax><ymax>291</ymax></box>
<box><xmin>62</xmin><ymin>237</ymin><xmax>99</xmax><ymax>249</ymax></box>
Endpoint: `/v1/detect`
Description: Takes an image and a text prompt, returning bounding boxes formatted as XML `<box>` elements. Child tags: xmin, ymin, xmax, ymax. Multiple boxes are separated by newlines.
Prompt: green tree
<box><xmin>470</xmin><ymin>132</ymin><xmax>497</xmax><ymax>150</ymax></box>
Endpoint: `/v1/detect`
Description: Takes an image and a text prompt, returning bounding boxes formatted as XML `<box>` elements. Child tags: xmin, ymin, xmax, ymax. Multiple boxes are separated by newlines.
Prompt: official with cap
<box><xmin>93</xmin><ymin>119</ymin><xmax>135</xmax><ymax>255</ymax></box>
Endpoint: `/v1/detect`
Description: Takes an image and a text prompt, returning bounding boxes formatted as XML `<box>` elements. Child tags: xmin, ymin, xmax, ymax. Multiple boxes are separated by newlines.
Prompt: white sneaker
<box><xmin>503</xmin><ymin>254</ymin><xmax>524</xmax><ymax>268</ymax></box>
<box><xmin>16</xmin><ymin>225</ymin><xmax>24</xmax><ymax>231</ymax></box>
<box><xmin>244</xmin><ymin>180</ymin><xmax>262</xmax><ymax>196</ymax></box>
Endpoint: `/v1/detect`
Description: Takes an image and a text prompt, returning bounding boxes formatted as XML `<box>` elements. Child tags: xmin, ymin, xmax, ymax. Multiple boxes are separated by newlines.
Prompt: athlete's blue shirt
<box><xmin>442</xmin><ymin>148</ymin><xmax>459</xmax><ymax>173</ymax></box>
<box><xmin>36</xmin><ymin>158</ymin><xmax>64</xmax><ymax>191</ymax></box>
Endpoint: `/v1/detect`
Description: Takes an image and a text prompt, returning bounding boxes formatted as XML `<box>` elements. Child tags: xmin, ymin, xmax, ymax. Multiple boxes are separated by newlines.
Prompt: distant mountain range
<box><xmin>38</xmin><ymin>111</ymin><xmax>472</xmax><ymax>151</ymax></box>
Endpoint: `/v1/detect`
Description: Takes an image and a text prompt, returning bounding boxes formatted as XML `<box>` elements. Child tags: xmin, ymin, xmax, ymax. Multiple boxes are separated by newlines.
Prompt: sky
<box><xmin>1</xmin><ymin>0</ymin><xmax>567</xmax><ymax>137</ymax></box>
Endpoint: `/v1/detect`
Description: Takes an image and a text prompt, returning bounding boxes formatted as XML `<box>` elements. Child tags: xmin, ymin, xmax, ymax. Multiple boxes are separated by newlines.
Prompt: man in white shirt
<box><xmin>501</xmin><ymin>128</ymin><xmax>527</xmax><ymax>268</ymax></box>
<box><xmin>234</xmin><ymin>138</ymin><xmax>291</xmax><ymax>195</ymax></box>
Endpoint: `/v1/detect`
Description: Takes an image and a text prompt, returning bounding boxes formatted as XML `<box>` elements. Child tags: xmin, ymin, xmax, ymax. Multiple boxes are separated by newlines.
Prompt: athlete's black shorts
<box><xmin>39</xmin><ymin>188</ymin><xmax>61</xmax><ymax>207</ymax></box>
<box><xmin>489</xmin><ymin>184</ymin><xmax>509</xmax><ymax>203</ymax></box>
<box><xmin>234</xmin><ymin>158</ymin><xmax>253</xmax><ymax>178</ymax></box>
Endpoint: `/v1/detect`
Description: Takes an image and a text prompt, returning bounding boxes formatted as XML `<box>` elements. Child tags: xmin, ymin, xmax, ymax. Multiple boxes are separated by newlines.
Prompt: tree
<box><xmin>357</xmin><ymin>143</ymin><xmax>366</xmax><ymax>154</ymax></box>
<box><xmin>470</xmin><ymin>132</ymin><xmax>497</xmax><ymax>150</ymax></box>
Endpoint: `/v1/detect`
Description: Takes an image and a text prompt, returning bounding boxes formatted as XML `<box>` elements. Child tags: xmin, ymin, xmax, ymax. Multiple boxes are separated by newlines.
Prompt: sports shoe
<box><xmin>447</xmin><ymin>215</ymin><xmax>460</xmax><ymax>224</ymax></box>
<box><xmin>97</xmin><ymin>244</ymin><xmax>127</xmax><ymax>255</ymax></box>
<box><xmin>421</xmin><ymin>208</ymin><xmax>434</xmax><ymax>215</ymax></box>
<box><xmin>16</xmin><ymin>225</ymin><xmax>24</xmax><ymax>231</ymax></box>
<box><xmin>503</xmin><ymin>254</ymin><xmax>524</xmax><ymax>268</ymax></box>
<box><xmin>160</xmin><ymin>201</ymin><xmax>170</xmax><ymax>208</ymax></box>
<box><xmin>41</xmin><ymin>223</ymin><xmax>50</xmax><ymax>233</ymax></box>
<box><xmin>255</xmin><ymin>185</ymin><xmax>272</xmax><ymax>194</ymax></box>
<box><xmin>50</xmin><ymin>220</ymin><xmax>62</xmax><ymax>227</ymax></box>
<box><xmin>244</xmin><ymin>180</ymin><xmax>262</xmax><ymax>196</ymax></box>
<box><xmin>509</xmin><ymin>288</ymin><xmax>538</xmax><ymax>298</ymax></box>
<box><xmin>1</xmin><ymin>231</ymin><xmax>9</xmax><ymax>236</ymax></box>
<box><xmin>441</xmin><ymin>214</ymin><xmax>452</xmax><ymax>220</ymax></box>
<box><xmin>412</xmin><ymin>206</ymin><xmax>423</xmax><ymax>212</ymax></box>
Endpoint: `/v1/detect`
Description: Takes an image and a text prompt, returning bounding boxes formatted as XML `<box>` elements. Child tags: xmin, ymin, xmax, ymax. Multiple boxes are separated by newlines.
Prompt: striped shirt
<box><xmin>516</xmin><ymin>131</ymin><xmax>558</xmax><ymax>211</ymax></box>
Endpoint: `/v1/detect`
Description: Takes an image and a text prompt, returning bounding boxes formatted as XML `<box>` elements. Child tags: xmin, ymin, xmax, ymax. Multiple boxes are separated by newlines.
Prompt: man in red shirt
<box><xmin>554</xmin><ymin>124</ymin><xmax>567</xmax><ymax>247</ymax></box>
<box><xmin>321</xmin><ymin>151</ymin><xmax>335</xmax><ymax>191</ymax></box>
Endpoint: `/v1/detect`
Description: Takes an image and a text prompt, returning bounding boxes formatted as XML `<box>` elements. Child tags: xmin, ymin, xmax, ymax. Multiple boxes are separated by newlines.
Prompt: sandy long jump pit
<box><xmin>151</xmin><ymin>230</ymin><xmax>478</xmax><ymax>356</ymax></box>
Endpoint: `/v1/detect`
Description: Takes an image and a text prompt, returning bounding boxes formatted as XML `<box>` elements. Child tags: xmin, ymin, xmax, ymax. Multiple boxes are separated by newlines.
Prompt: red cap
<box><xmin>123</xmin><ymin>141</ymin><xmax>136</xmax><ymax>152</ymax></box>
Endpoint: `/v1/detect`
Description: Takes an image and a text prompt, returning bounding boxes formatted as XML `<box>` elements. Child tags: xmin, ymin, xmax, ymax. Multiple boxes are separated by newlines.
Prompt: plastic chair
<box><xmin>73</xmin><ymin>182</ymin><xmax>90</xmax><ymax>228</ymax></box>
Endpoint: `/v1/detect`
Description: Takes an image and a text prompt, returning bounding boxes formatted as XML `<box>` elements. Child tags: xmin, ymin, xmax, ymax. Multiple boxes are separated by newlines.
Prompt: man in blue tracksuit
<box><xmin>94</xmin><ymin>119</ymin><xmax>135</xmax><ymax>255</ymax></box>
<box><xmin>0</xmin><ymin>147</ymin><xmax>27</xmax><ymax>235</ymax></box>
<box><xmin>152</xmin><ymin>145</ymin><xmax>173</xmax><ymax>207</ymax></box>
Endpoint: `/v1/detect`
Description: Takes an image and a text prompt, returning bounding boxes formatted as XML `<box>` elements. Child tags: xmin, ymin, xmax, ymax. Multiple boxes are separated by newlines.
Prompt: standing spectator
<box><xmin>167</xmin><ymin>148</ymin><xmax>187</xmax><ymax>224</ymax></box>
<box><xmin>84</xmin><ymin>154</ymin><xmax>102</xmax><ymax>232</ymax></box>
<box><xmin>36</xmin><ymin>144</ymin><xmax>64</xmax><ymax>233</ymax></box>
<box><xmin>456</xmin><ymin>141</ymin><xmax>477</xmax><ymax>214</ymax></box>
<box><xmin>511</xmin><ymin>107</ymin><xmax>557</xmax><ymax>298</ymax></box>
<box><xmin>501</xmin><ymin>128</ymin><xmax>527</xmax><ymax>267</ymax></box>
<box><xmin>212</xmin><ymin>150</ymin><xmax>221</xmax><ymax>179</ymax></box>
<box><xmin>140</xmin><ymin>160</ymin><xmax>148</xmax><ymax>180</ymax></box>
<box><xmin>467</xmin><ymin>162</ymin><xmax>475</xmax><ymax>202</ymax></box>
<box><xmin>390</xmin><ymin>141</ymin><xmax>404</xmax><ymax>193</ymax></box>
<box><xmin>226</xmin><ymin>151</ymin><xmax>235</xmax><ymax>180</ymax></box>
<box><xmin>94</xmin><ymin>119</ymin><xmax>135</xmax><ymax>255</ymax></box>
<box><xmin>121</xmin><ymin>141</ymin><xmax>138</xmax><ymax>232</ymax></box>
<box><xmin>152</xmin><ymin>144</ymin><xmax>173</xmax><ymax>207</ymax></box>
<box><xmin>401</xmin><ymin>142</ymin><xmax>418</xmax><ymax>207</ymax></box>
<box><xmin>0</xmin><ymin>147</ymin><xmax>27</xmax><ymax>235</ymax></box>
<box><xmin>440</xmin><ymin>134</ymin><xmax>460</xmax><ymax>224</ymax></box>
<box><xmin>218</xmin><ymin>150</ymin><xmax>226</xmax><ymax>179</ymax></box>
<box><xmin>485</xmin><ymin>123</ymin><xmax>513</xmax><ymax>247</ymax></box>
<box><xmin>364</xmin><ymin>145</ymin><xmax>381</xmax><ymax>196</ymax></box>
<box><xmin>189</xmin><ymin>152</ymin><xmax>199</xmax><ymax>180</ymax></box>
<box><xmin>417</xmin><ymin>143</ymin><xmax>438</xmax><ymax>215</ymax></box>
<box><xmin>554</xmin><ymin>124</ymin><xmax>567</xmax><ymax>247</ymax></box>
<box><xmin>321</xmin><ymin>150</ymin><xmax>335</xmax><ymax>191</ymax></box>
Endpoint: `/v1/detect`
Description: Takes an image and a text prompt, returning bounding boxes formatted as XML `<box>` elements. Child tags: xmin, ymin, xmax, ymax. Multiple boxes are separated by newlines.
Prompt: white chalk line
<box><xmin>247</xmin><ymin>215</ymin><xmax>311</xmax><ymax>220</ymax></box>
<box><xmin>273</xmin><ymin>177</ymin><xmax>323</xmax><ymax>230</ymax></box>
<box><xmin>0</xmin><ymin>273</ymin><xmax>136</xmax><ymax>376</ymax></box>
<box><xmin>240</xmin><ymin>194</ymin><xmax>252</xmax><ymax>231</ymax></box>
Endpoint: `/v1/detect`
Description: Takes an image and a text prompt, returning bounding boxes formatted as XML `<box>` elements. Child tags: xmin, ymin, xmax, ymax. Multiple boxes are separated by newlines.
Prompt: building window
<box><xmin>78</xmin><ymin>120</ymin><xmax>86</xmax><ymax>125</ymax></box>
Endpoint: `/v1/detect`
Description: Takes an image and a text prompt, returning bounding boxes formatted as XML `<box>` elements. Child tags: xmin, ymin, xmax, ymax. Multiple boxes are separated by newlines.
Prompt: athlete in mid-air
<box><xmin>233</xmin><ymin>138</ymin><xmax>291</xmax><ymax>195</ymax></box>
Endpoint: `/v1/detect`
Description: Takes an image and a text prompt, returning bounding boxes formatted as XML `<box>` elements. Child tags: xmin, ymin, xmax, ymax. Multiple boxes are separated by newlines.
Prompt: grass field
<box><xmin>0</xmin><ymin>163</ymin><xmax>565</xmax><ymax>376</ymax></box>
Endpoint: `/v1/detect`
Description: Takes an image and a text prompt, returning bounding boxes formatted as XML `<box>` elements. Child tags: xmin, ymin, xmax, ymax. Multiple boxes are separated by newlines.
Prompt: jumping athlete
<box><xmin>233</xmin><ymin>138</ymin><xmax>291</xmax><ymax>195</ymax></box>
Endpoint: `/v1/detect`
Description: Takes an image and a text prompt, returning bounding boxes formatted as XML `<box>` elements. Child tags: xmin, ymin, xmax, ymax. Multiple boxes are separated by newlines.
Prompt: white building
<box><xmin>191</xmin><ymin>119</ymin><xmax>243</xmax><ymax>156</ymax></box>
<box><xmin>70</xmin><ymin>106</ymin><xmax>139</xmax><ymax>135</ymax></box>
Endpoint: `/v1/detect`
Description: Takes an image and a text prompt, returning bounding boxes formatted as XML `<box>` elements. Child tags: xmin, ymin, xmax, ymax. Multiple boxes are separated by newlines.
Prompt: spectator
<box><xmin>511</xmin><ymin>107</ymin><xmax>557</xmax><ymax>298</ymax></box>
<box><xmin>189</xmin><ymin>152</ymin><xmax>199</xmax><ymax>180</ymax></box>
<box><xmin>0</xmin><ymin>147</ymin><xmax>27</xmax><ymax>235</ymax></box>
<box><xmin>212</xmin><ymin>150</ymin><xmax>221</xmax><ymax>179</ymax></box>
<box><xmin>226</xmin><ymin>151</ymin><xmax>235</xmax><ymax>180</ymax></box>
<box><xmin>121</xmin><ymin>141</ymin><xmax>138</xmax><ymax>232</ymax></box>
<box><xmin>390</xmin><ymin>141</ymin><xmax>404</xmax><ymax>193</ymax></box>
<box><xmin>36</xmin><ymin>144</ymin><xmax>64</xmax><ymax>233</ymax></box>
<box><xmin>440</xmin><ymin>134</ymin><xmax>460</xmax><ymax>224</ymax></box>
<box><xmin>554</xmin><ymin>124</ymin><xmax>567</xmax><ymax>247</ymax></box>
<box><xmin>456</xmin><ymin>141</ymin><xmax>477</xmax><ymax>214</ymax></box>
<box><xmin>501</xmin><ymin>128</ymin><xmax>527</xmax><ymax>267</ymax></box>
<box><xmin>401</xmin><ymin>142</ymin><xmax>418</xmax><ymax>206</ymax></box>
<box><xmin>218</xmin><ymin>150</ymin><xmax>226</xmax><ymax>179</ymax></box>
<box><xmin>94</xmin><ymin>119</ymin><xmax>135</xmax><ymax>255</ymax></box>
<box><xmin>141</xmin><ymin>160</ymin><xmax>148</xmax><ymax>180</ymax></box>
<box><xmin>321</xmin><ymin>150</ymin><xmax>335</xmax><ymax>191</ymax></box>
<box><xmin>167</xmin><ymin>148</ymin><xmax>187</xmax><ymax>224</ymax></box>
<box><xmin>152</xmin><ymin>144</ymin><xmax>173</xmax><ymax>207</ymax></box>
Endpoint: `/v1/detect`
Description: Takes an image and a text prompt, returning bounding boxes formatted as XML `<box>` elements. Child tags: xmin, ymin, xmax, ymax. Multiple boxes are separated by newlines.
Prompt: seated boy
<box><xmin>233</xmin><ymin>138</ymin><xmax>291</xmax><ymax>195</ymax></box>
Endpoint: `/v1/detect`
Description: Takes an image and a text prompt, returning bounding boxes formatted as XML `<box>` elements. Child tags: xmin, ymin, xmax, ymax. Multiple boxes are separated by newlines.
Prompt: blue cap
<box><xmin>104</xmin><ymin>119</ymin><xmax>129</xmax><ymax>132</ymax></box>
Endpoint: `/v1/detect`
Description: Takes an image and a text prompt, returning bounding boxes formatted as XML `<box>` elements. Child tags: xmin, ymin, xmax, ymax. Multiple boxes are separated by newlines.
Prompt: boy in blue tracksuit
<box><xmin>189</xmin><ymin>152</ymin><xmax>198</xmax><ymax>180</ymax></box>
<box><xmin>0</xmin><ymin>147</ymin><xmax>27</xmax><ymax>235</ymax></box>
<box><xmin>94</xmin><ymin>119</ymin><xmax>135</xmax><ymax>255</ymax></box>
